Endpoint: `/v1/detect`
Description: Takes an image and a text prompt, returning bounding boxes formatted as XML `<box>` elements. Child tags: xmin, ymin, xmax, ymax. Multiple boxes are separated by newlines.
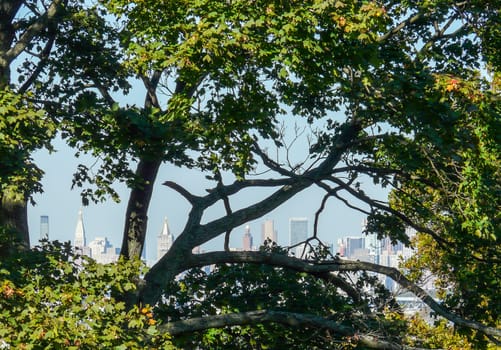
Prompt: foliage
<box><xmin>395</xmin><ymin>73</ymin><xmax>501</xmax><ymax>343</ymax></box>
<box><xmin>158</xmin><ymin>244</ymin><xmax>399</xmax><ymax>349</ymax></box>
<box><xmin>0</xmin><ymin>241</ymin><xmax>174</xmax><ymax>349</ymax></box>
<box><xmin>405</xmin><ymin>316</ymin><xmax>476</xmax><ymax>350</ymax></box>
<box><xmin>0</xmin><ymin>88</ymin><xmax>54</xmax><ymax>201</ymax></box>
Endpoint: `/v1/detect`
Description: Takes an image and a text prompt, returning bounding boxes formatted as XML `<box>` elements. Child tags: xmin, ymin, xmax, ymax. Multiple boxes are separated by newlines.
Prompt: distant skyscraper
<box><xmin>40</xmin><ymin>215</ymin><xmax>49</xmax><ymax>241</ymax></box>
<box><xmin>261</xmin><ymin>219</ymin><xmax>277</xmax><ymax>244</ymax></box>
<box><xmin>88</xmin><ymin>237</ymin><xmax>119</xmax><ymax>264</ymax></box>
<box><xmin>345</xmin><ymin>236</ymin><xmax>365</xmax><ymax>257</ymax></box>
<box><xmin>242</xmin><ymin>225</ymin><xmax>253</xmax><ymax>251</ymax></box>
<box><xmin>289</xmin><ymin>217</ymin><xmax>308</xmax><ymax>246</ymax></box>
<box><xmin>74</xmin><ymin>209</ymin><xmax>86</xmax><ymax>249</ymax></box>
<box><xmin>157</xmin><ymin>217</ymin><xmax>174</xmax><ymax>261</ymax></box>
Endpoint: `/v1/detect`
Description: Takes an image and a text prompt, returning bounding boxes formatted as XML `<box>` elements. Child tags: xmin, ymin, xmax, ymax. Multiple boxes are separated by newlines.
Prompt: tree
<box><xmin>0</xmin><ymin>0</ymin><xmax>67</xmax><ymax>254</ymax></box>
<box><xmin>399</xmin><ymin>75</ymin><xmax>500</xmax><ymax>345</ymax></box>
<box><xmin>1</xmin><ymin>0</ymin><xmax>500</xmax><ymax>348</ymax></box>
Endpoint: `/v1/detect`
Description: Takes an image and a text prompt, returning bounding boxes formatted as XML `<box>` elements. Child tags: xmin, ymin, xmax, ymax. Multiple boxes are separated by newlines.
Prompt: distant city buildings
<box><xmin>337</xmin><ymin>226</ymin><xmax>419</xmax><ymax>292</ymax></box>
<box><xmin>338</xmin><ymin>236</ymin><xmax>371</xmax><ymax>262</ymax></box>
<box><xmin>87</xmin><ymin>237</ymin><xmax>120</xmax><ymax>264</ymax></box>
<box><xmin>40</xmin><ymin>215</ymin><xmax>49</xmax><ymax>241</ymax></box>
<box><xmin>261</xmin><ymin>219</ymin><xmax>277</xmax><ymax>244</ymax></box>
<box><xmin>157</xmin><ymin>217</ymin><xmax>175</xmax><ymax>262</ymax></box>
<box><xmin>242</xmin><ymin>225</ymin><xmax>253</xmax><ymax>251</ymax></box>
<box><xmin>289</xmin><ymin>217</ymin><xmax>308</xmax><ymax>245</ymax></box>
<box><xmin>73</xmin><ymin>209</ymin><xmax>117</xmax><ymax>264</ymax></box>
<box><xmin>74</xmin><ymin>209</ymin><xmax>86</xmax><ymax>249</ymax></box>
<box><xmin>68</xmin><ymin>208</ymin><xmax>427</xmax><ymax>300</ymax></box>
<box><xmin>289</xmin><ymin>217</ymin><xmax>308</xmax><ymax>257</ymax></box>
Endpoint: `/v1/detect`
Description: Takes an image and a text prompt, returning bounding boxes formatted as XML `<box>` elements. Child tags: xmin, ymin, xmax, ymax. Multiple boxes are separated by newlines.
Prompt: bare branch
<box><xmin>252</xmin><ymin>140</ymin><xmax>297</xmax><ymax>177</ymax></box>
<box><xmin>313</xmin><ymin>193</ymin><xmax>330</xmax><ymax>238</ymax></box>
<box><xmin>327</xmin><ymin>176</ymin><xmax>449</xmax><ymax>246</ymax></box>
<box><xmin>162</xmin><ymin>181</ymin><xmax>200</xmax><ymax>204</ymax></box>
<box><xmin>333</xmin><ymin>192</ymin><xmax>372</xmax><ymax>215</ymax></box>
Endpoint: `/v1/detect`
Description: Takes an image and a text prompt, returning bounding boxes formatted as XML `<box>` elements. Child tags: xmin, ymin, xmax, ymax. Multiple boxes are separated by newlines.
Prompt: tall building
<box><xmin>242</xmin><ymin>225</ymin><xmax>253</xmax><ymax>251</ymax></box>
<box><xmin>40</xmin><ymin>215</ymin><xmax>49</xmax><ymax>241</ymax></box>
<box><xmin>261</xmin><ymin>219</ymin><xmax>277</xmax><ymax>244</ymax></box>
<box><xmin>345</xmin><ymin>236</ymin><xmax>365</xmax><ymax>257</ymax></box>
<box><xmin>74</xmin><ymin>209</ymin><xmax>86</xmax><ymax>249</ymax></box>
<box><xmin>157</xmin><ymin>217</ymin><xmax>174</xmax><ymax>261</ymax></box>
<box><xmin>289</xmin><ymin>217</ymin><xmax>308</xmax><ymax>246</ymax></box>
<box><xmin>88</xmin><ymin>237</ymin><xmax>119</xmax><ymax>264</ymax></box>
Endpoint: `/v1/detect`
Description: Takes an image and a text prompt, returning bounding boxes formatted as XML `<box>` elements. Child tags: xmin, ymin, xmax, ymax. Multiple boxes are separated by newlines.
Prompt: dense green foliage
<box><xmin>0</xmin><ymin>89</ymin><xmax>54</xmax><ymax>200</ymax></box>
<box><xmin>396</xmin><ymin>71</ymin><xmax>501</xmax><ymax>344</ymax></box>
<box><xmin>0</xmin><ymin>242</ymin><xmax>173</xmax><ymax>349</ymax></box>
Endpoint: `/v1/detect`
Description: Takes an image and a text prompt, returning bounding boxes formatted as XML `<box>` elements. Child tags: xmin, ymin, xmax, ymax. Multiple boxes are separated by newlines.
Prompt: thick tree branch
<box><xmin>5</xmin><ymin>0</ymin><xmax>64</xmax><ymax>63</ymax></box>
<box><xmin>161</xmin><ymin>309</ymin><xmax>431</xmax><ymax>350</ymax></box>
<box><xmin>142</xmin><ymin>123</ymin><xmax>362</xmax><ymax>305</ymax></box>
<box><xmin>180</xmin><ymin>177</ymin><xmax>314</xmax><ymax>251</ymax></box>
<box><xmin>141</xmin><ymin>70</ymin><xmax>162</xmax><ymax>108</ymax></box>
<box><xmin>180</xmin><ymin>251</ymin><xmax>501</xmax><ymax>338</ymax></box>
<box><xmin>18</xmin><ymin>29</ymin><xmax>56</xmax><ymax>94</ymax></box>
<box><xmin>162</xmin><ymin>180</ymin><xmax>200</xmax><ymax>204</ymax></box>
<box><xmin>378</xmin><ymin>12</ymin><xmax>424</xmax><ymax>42</ymax></box>
<box><xmin>213</xmin><ymin>170</ymin><xmax>233</xmax><ymax>252</ymax></box>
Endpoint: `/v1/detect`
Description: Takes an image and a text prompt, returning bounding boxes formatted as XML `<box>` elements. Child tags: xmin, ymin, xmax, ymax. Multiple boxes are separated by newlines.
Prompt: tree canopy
<box><xmin>0</xmin><ymin>0</ymin><xmax>499</xmax><ymax>348</ymax></box>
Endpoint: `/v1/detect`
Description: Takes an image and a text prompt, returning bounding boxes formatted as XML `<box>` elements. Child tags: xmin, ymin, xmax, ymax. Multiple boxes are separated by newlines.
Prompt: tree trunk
<box><xmin>0</xmin><ymin>1</ymin><xmax>29</xmax><ymax>255</ymax></box>
<box><xmin>0</xmin><ymin>190</ymin><xmax>29</xmax><ymax>257</ymax></box>
<box><xmin>120</xmin><ymin>158</ymin><xmax>161</xmax><ymax>260</ymax></box>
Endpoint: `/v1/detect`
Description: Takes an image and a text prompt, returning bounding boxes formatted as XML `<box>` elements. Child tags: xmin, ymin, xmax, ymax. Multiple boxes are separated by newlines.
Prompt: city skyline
<box><xmin>64</xmin><ymin>207</ymin><xmax>355</xmax><ymax>263</ymax></box>
<box><xmin>44</xmin><ymin>207</ymin><xmax>419</xmax><ymax>280</ymax></box>
<box><xmin>28</xmin><ymin>138</ymin><xmax>379</xmax><ymax>261</ymax></box>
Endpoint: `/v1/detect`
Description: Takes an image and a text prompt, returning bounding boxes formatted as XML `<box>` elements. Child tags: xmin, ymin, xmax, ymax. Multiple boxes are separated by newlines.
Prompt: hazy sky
<box><xmin>25</xmin><ymin>78</ymin><xmax>387</xmax><ymax>265</ymax></box>
<box><xmin>28</xmin><ymin>135</ymin><xmax>386</xmax><ymax>265</ymax></box>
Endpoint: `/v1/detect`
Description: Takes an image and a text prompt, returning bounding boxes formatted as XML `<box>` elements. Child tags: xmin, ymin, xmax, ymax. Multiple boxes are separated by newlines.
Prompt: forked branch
<box><xmin>182</xmin><ymin>251</ymin><xmax>501</xmax><ymax>339</ymax></box>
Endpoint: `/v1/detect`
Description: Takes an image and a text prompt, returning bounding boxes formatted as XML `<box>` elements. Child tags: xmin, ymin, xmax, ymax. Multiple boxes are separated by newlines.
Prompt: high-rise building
<box><xmin>74</xmin><ymin>209</ymin><xmax>86</xmax><ymax>249</ymax></box>
<box><xmin>40</xmin><ymin>215</ymin><xmax>49</xmax><ymax>241</ymax></box>
<box><xmin>88</xmin><ymin>237</ymin><xmax>119</xmax><ymax>264</ymax></box>
<box><xmin>261</xmin><ymin>219</ymin><xmax>277</xmax><ymax>244</ymax></box>
<box><xmin>289</xmin><ymin>217</ymin><xmax>308</xmax><ymax>246</ymax></box>
<box><xmin>157</xmin><ymin>217</ymin><xmax>174</xmax><ymax>261</ymax></box>
<box><xmin>242</xmin><ymin>225</ymin><xmax>253</xmax><ymax>251</ymax></box>
<box><xmin>345</xmin><ymin>236</ymin><xmax>365</xmax><ymax>257</ymax></box>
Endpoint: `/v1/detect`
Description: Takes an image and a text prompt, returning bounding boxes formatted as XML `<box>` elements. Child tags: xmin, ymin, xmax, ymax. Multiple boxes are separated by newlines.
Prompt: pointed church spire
<box><xmin>157</xmin><ymin>217</ymin><xmax>174</xmax><ymax>262</ymax></box>
<box><xmin>159</xmin><ymin>217</ymin><xmax>171</xmax><ymax>236</ymax></box>
<box><xmin>74</xmin><ymin>208</ymin><xmax>86</xmax><ymax>248</ymax></box>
